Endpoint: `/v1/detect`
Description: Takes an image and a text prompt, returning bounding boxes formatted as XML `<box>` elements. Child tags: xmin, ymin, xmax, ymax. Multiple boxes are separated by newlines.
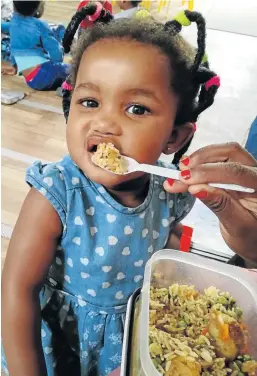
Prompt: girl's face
<box><xmin>67</xmin><ymin>39</ymin><xmax>183</xmax><ymax>188</ymax></box>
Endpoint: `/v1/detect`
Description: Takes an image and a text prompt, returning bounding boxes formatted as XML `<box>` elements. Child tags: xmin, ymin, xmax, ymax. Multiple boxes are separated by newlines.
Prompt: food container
<box><xmin>121</xmin><ymin>249</ymin><xmax>257</xmax><ymax>376</ymax></box>
<box><xmin>140</xmin><ymin>250</ymin><xmax>257</xmax><ymax>375</ymax></box>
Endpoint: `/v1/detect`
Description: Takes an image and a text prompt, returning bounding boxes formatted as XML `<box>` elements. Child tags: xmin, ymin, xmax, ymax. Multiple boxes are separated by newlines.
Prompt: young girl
<box><xmin>2</xmin><ymin>9</ymin><xmax>220</xmax><ymax>376</ymax></box>
<box><xmin>10</xmin><ymin>1</ymin><xmax>68</xmax><ymax>91</ymax></box>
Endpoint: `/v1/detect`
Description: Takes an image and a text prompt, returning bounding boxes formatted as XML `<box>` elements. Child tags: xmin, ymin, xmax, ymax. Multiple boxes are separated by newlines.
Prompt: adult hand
<box><xmin>164</xmin><ymin>143</ymin><xmax>257</xmax><ymax>263</ymax></box>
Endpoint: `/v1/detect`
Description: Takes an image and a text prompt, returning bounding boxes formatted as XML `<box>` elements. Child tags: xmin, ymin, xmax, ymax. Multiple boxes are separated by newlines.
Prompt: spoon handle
<box><xmin>137</xmin><ymin>164</ymin><xmax>255</xmax><ymax>193</ymax></box>
<box><xmin>138</xmin><ymin>164</ymin><xmax>180</xmax><ymax>180</ymax></box>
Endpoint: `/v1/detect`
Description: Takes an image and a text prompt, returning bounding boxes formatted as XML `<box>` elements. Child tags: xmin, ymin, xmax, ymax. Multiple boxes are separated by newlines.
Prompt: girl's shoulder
<box><xmin>26</xmin><ymin>155</ymin><xmax>92</xmax><ymax>226</ymax></box>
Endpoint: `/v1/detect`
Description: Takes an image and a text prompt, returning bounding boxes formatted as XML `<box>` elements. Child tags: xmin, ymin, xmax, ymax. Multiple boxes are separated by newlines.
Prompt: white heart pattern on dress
<box><xmin>134</xmin><ymin>275</ymin><xmax>143</xmax><ymax>283</ymax></box>
<box><xmin>72</xmin><ymin>237</ymin><xmax>81</xmax><ymax>245</ymax></box>
<box><xmin>159</xmin><ymin>191</ymin><xmax>166</xmax><ymax>200</ymax></box>
<box><xmin>87</xmin><ymin>289</ymin><xmax>96</xmax><ymax>297</ymax></box>
<box><xmin>115</xmin><ymin>291</ymin><xmax>124</xmax><ymax>300</ymax></box>
<box><xmin>169</xmin><ymin>200</ymin><xmax>174</xmax><ymax>208</ymax></box>
<box><xmin>148</xmin><ymin>245</ymin><xmax>154</xmax><ymax>253</ymax></box>
<box><xmin>117</xmin><ymin>272</ymin><xmax>125</xmax><ymax>280</ymax></box>
<box><xmin>102</xmin><ymin>266</ymin><xmax>112</xmax><ymax>273</ymax></box>
<box><xmin>67</xmin><ymin>258</ymin><xmax>73</xmax><ymax>267</ymax></box>
<box><xmin>162</xmin><ymin>219</ymin><xmax>169</xmax><ymax>227</ymax></box>
<box><xmin>56</xmin><ymin>257</ymin><xmax>62</xmax><ymax>265</ymax></box>
<box><xmin>134</xmin><ymin>260</ymin><xmax>143</xmax><ymax>267</ymax></box>
<box><xmin>81</xmin><ymin>272</ymin><xmax>90</xmax><ymax>279</ymax></box>
<box><xmin>74</xmin><ymin>216</ymin><xmax>83</xmax><ymax>226</ymax></box>
<box><xmin>124</xmin><ymin>226</ymin><xmax>133</xmax><ymax>235</ymax></box>
<box><xmin>122</xmin><ymin>247</ymin><xmax>130</xmax><ymax>256</ymax></box>
<box><xmin>90</xmin><ymin>227</ymin><xmax>98</xmax><ymax>236</ymax></box>
<box><xmin>98</xmin><ymin>187</ymin><xmax>105</xmax><ymax>194</ymax></box>
<box><xmin>80</xmin><ymin>257</ymin><xmax>89</xmax><ymax>266</ymax></box>
<box><xmin>40</xmin><ymin>187</ymin><xmax>47</xmax><ymax>196</ymax></box>
<box><xmin>96</xmin><ymin>195</ymin><xmax>105</xmax><ymax>203</ymax></box>
<box><xmin>108</xmin><ymin>236</ymin><xmax>118</xmax><ymax>246</ymax></box>
<box><xmin>43</xmin><ymin>177</ymin><xmax>53</xmax><ymax>187</ymax></box>
<box><xmin>139</xmin><ymin>212</ymin><xmax>146</xmax><ymax>219</ymax></box>
<box><xmin>77</xmin><ymin>295</ymin><xmax>87</xmax><ymax>307</ymax></box>
<box><xmin>95</xmin><ymin>247</ymin><xmax>104</xmax><ymax>256</ymax></box>
<box><xmin>44</xmin><ymin>347</ymin><xmax>53</xmax><ymax>355</ymax></box>
<box><xmin>142</xmin><ymin>228</ymin><xmax>148</xmax><ymax>238</ymax></box>
<box><xmin>102</xmin><ymin>282</ymin><xmax>111</xmax><ymax>289</ymax></box>
<box><xmin>72</xmin><ymin>177</ymin><xmax>80</xmax><ymax>185</ymax></box>
<box><xmin>153</xmin><ymin>231</ymin><xmax>159</xmax><ymax>240</ymax></box>
<box><xmin>86</xmin><ymin>207</ymin><xmax>95</xmax><ymax>216</ymax></box>
<box><xmin>41</xmin><ymin>329</ymin><xmax>46</xmax><ymax>337</ymax></box>
<box><xmin>64</xmin><ymin>275</ymin><xmax>71</xmax><ymax>283</ymax></box>
<box><xmin>106</xmin><ymin>214</ymin><xmax>116</xmax><ymax>223</ymax></box>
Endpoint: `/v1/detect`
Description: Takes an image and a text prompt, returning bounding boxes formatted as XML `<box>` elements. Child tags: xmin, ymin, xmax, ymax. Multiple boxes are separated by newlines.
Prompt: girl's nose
<box><xmin>91</xmin><ymin>112</ymin><xmax>122</xmax><ymax>136</ymax></box>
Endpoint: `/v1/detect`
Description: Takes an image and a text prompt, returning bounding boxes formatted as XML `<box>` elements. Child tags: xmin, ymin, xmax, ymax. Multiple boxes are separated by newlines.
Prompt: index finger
<box><xmin>184</xmin><ymin>143</ymin><xmax>257</xmax><ymax>168</ymax></box>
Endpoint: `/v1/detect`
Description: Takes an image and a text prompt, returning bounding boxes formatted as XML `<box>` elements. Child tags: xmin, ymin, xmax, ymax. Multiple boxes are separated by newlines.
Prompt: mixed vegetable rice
<box><xmin>149</xmin><ymin>284</ymin><xmax>257</xmax><ymax>376</ymax></box>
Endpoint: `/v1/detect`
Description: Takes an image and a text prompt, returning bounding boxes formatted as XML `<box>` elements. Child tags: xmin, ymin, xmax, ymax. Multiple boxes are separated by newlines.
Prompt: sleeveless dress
<box><xmin>1</xmin><ymin>155</ymin><xmax>194</xmax><ymax>376</ymax></box>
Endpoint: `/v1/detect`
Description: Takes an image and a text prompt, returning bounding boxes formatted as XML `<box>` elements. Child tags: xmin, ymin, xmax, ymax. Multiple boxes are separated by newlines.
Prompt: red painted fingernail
<box><xmin>181</xmin><ymin>169</ymin><xmax>191</xmax><ymax>180</ymax></box>
<box><xmin>193</xmin><ymin>123</ymin><xmax>197</xmax><ymax>132</ymax></box>
<box><xmin>181</xmin><ymin>157</ymin><xmax>190</xmax><ymax>166</ymax></box>
<box><xmin>167</xmin><ymin>178</ymin><xmax>175</xmax><ymax>186</ymax></box>
<box><xmin>193</xmin><ymin>191</ymin><xmax>208</xmax><ymax>199</ymax></box>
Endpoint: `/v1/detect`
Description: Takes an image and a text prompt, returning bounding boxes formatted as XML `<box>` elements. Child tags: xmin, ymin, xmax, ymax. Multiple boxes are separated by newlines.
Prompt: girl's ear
<box><xmin>163</xmin><ymin>122</ymin><xmax>195</xmax><ymax>155</ymax></box>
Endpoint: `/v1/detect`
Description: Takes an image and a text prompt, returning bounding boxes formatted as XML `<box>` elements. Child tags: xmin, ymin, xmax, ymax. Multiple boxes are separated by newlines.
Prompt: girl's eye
<box><xmin>126</xmin><ymin>104</ymin><xmax>151</xmax><ymax>116</ymax></box>
<box><xmin>81</xmin><ymin>99</ymin><xmax>99</xmax><ymax>108</ymax></box>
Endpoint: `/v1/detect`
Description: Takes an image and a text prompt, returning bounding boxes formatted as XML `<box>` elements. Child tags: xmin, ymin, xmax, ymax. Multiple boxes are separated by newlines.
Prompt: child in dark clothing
<box><xmin>10</xmin><ymin>1</ymin><xmax>69</xmax><ymax>90</ymax></box>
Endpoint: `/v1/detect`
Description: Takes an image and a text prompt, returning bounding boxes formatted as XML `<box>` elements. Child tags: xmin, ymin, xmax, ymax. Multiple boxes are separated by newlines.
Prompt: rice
<box><xmin>92</xmin><ymin>143</ymin><xmax>128</xmax><ymax>174</ymax></box>
<box><xmin>149</xmin><ymin>284</ymin><xmax>257</xmax><ymax>376</ymax></box>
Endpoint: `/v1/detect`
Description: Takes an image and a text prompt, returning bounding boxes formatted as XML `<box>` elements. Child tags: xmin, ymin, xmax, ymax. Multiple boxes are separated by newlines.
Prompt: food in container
<box><xmin>149</xmin><ymin>283</ymin><xmax>257</xmax><ymax>375</ymax></box>
<box><xmin>140</xmin><ymin>250</ymin><xmax>257</xmax><ymax>376</ymax></box>
<box><xmin>92</xmin><ymin>143</ymin><xmax>128</xmax><ymax>174</ymax></box>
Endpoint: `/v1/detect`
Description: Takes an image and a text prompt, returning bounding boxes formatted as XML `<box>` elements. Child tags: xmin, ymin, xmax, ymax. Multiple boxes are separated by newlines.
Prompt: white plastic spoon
<box><xmin>92</xmin><ymin>155</ymin><xmax>255</xmax><ymax>193</ymax></box>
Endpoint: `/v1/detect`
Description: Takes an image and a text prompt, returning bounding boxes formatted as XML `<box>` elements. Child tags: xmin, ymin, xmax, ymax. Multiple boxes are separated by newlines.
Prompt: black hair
<box><xmin>63</xmin><ymin>10</ymin><xmax>219</xmax><ymax>164</ymax></box>
<box><xmin>62</xmin><ymin>3</ymin><xmax>113</xmax><ymax>123</ymax></box>
<box><xmin>131</xmin><ymin>0</ymin><xmax>141</xmax><ymax>7</ymax></box>
<box><xmin>13</xmin><ymin>1</ymin><xmax>41</xmax><ymax>16</ymax></box>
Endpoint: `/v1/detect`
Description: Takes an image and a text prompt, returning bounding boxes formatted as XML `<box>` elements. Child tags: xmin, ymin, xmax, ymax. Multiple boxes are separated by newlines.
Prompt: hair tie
<box><xmin>62</xmin><ymin>81</ymin><xmax>73</xmax><ymax>91</ymax></box>
<box><xmin>174</xmin><ymin>11</ymin><xmax>191</xmax><ymax>26</ymax></box>
<box><xmin>205</xmin><ymin>75</ymin><xmax>220</xmax><ymax>91</ymax></box>
<box><xmin>201</xmin><ymin>53</ymin><xmax>208</xmax><ymax>64</ymax></box>
<box><xmin>88</xmin><ymin>2</ymin><xmax>103</xmax><ymax>22</ymax></box>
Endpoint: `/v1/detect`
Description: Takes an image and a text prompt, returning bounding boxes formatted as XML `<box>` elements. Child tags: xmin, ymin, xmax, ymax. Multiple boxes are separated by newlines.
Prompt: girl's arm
<box><xmin>2</xmin><ymin>187</ymin><xmax>62</xmax><ymax>376</ymax></box>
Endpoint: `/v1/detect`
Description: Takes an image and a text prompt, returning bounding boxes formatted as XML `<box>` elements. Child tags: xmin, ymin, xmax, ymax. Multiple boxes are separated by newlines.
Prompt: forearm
<box><xmin>2</xmin><ymin>289</ymin><xmax>47</xmax><ymax>376</ymax></box>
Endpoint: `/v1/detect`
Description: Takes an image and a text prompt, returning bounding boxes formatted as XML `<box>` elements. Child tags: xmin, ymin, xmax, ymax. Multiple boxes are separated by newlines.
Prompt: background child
<box><xmin>114</xmin><ymin>0</ymin><xmax>150</xmax><ymax>19</ymax></box>
<box><xmin>10</xmin><ymin>0</ymin><xmax>69</xmax><ymax>91</ymax></box>
<box><xmin>2</xmin><ymin>9</ymin><xmax>219</xmax><ymax>376</ymax></box>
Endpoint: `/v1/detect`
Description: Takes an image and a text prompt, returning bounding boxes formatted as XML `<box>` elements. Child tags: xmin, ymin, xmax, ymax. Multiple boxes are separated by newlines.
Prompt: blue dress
<box><xmin>1</xmin><ymin>155</ymin><xmax>194</xmax><ymax>376</ymax></box>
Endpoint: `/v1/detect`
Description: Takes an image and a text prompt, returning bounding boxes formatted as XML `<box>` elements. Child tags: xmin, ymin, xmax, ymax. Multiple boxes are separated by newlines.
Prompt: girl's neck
<box><xmin>106</xmin><ymin>175</ymin><xmax>150</xmax><ymax>208</ymax></box>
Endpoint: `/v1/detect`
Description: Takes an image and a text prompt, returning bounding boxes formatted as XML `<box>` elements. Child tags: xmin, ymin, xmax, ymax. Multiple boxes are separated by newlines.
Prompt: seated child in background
<box><xmin>114</xmin><ymin>0</ymin><xmax>151</xmax><ymax>19</ymax></box>
<box><xmin>10</xmin><ymin>0</ymin><xmax>69</xmax><ymax>91</ymax></box>
<box><xmin>2</xmin><ymin>7</ymin><xmax>221</xmax><ymax>376</ymax></box>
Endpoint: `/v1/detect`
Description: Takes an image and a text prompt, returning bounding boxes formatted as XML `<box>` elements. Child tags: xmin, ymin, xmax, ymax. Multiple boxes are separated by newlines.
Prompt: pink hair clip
<box><xmin>205</xmin><ymin>75</ymin><xmax>220</xmax><ymax>91</ymax></box>
<box><xmin>88</xmin><ymin>2</ymin><xmax>103</xmax><ymax>22</ymax></box>
<box><xmin>62</xmin><ymin>81</ymin><xmax>73</xmax><ymax>91</ymax></box>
